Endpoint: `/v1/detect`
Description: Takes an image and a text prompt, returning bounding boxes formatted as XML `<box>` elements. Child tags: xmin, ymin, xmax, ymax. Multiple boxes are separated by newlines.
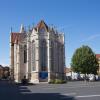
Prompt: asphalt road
<box><xmin>0</xmin><ymin>80</ymin><xmax>100</xmax><ymax>100</ymax></box>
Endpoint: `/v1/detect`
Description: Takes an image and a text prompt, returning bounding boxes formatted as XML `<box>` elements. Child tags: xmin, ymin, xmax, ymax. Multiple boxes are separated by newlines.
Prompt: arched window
<box><xmin>40</xmin><ymin>39</ymin><xmax>47</xmax><ymax>71</ymax></box>
<box><xmin>32</xmin><ymin>40</ymin><xmax>36</xmax><ymax>71</ymax></box>
<box><xmin>51</xmin><ymin>41</ymin><xmax>54</xmax><ymax>71</ymax></box>
<box><xmin>24</xmin><ymin>45</ymin><xmax>27</xmax><ymax>63</ymax></box>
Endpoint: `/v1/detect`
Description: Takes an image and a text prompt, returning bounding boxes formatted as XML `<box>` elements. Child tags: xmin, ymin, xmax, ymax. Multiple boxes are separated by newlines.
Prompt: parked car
<box><xmin>88</xmin><ymin>74</ymin><xmax>95</xmax><ymax>81</ymax></box>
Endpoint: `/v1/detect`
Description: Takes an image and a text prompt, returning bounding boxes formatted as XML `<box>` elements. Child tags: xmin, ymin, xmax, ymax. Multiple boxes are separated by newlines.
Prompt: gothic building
<box><xmin>10</xmin><ymin>20</ymin><xmax>65</xmax><ymax>83</ymax></box>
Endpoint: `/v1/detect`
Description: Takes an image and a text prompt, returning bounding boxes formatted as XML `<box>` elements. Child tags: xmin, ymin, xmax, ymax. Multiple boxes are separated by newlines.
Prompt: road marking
<box><xmin>62</xmin><ymin>94</ymin><xmax>100</xmax><ymax>99</ymax></box>
<box><xmin>76</xmin><ymin>95</ymin><xmax>100</xmax><ymax>98</ymax></box>
<box><xmin>62</xmin><ymin>93</ymin><xmax>76</xmax><ymax>96</ymax></box>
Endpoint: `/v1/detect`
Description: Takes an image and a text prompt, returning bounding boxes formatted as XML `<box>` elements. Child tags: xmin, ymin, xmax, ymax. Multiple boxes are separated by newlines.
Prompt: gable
<box><xmin>36</xmin><ymin>20</ymin><xmax>48</xmax><ymax>33</ymax></box>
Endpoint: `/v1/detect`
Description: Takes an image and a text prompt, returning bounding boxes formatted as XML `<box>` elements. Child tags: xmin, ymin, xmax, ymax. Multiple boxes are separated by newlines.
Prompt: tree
<box><xmin>71</xmin><ymin>45</ymin><xmax>99</xmax><ymax>75</ymax></box>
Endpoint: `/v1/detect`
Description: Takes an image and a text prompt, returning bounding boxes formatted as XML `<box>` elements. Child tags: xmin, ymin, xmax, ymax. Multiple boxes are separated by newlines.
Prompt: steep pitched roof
<box><xmin>36</xmin><ymin>20</ymin><xmax>48</xmax><ymax>31</ymax></box>
<box><xmin>11</xmin><ymin>32</ymin><xmax>25</xmax><ymax>44</ymax></box>
<box><xmin>96</xmin><ymin>54</ymin><xmax>100</xmax><ymax>58</ymax></box>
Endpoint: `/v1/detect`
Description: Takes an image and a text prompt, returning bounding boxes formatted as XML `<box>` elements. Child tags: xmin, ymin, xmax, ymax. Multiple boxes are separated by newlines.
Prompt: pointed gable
<box><xmin>36</xmin><ymin>20</ymin><xmax>48</xmax><ymax>32</ymax></box>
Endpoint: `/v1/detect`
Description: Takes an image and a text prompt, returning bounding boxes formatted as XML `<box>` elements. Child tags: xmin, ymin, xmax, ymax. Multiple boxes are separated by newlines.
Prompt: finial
<box><xmin>20</xmin><ymin>24</ymin><xmax>25</xmax><ymax>33</ymax></box>
<box><xmin>10</xmin><ymin>27</ymin><xmax>12</xmax><ymax>33</ymax></box>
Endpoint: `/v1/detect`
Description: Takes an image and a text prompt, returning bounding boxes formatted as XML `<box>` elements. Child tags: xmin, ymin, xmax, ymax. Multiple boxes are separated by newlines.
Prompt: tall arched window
<box><xmin>32</xmin><ymin>40</ymin><xmax>36</xmax><ymax>71</ymax></box>
<box><xmin>24</xmin><ymin>45</ymin><xmax>27</xmax><ymax>63</ymax></box>
<box><xmin>51</xmin><ymin>41</ymin><xmax>54</xmax><ymax>71</ymax></box>
<box><xmin>40</xmin><ymin>39</ymin><xmax>47</xmax><ymax>71</ymax></box>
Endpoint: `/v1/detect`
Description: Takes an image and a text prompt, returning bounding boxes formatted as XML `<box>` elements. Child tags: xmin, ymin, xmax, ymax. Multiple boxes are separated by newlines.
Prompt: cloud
<box><xmin>81</xmin><ymin>34</ymin><xmax>100</xmax><ymax>42</ymax></box>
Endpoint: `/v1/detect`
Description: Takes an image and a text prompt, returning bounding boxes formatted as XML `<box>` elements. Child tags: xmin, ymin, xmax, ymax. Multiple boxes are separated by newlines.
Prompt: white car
<box><xmin>89</xmin><ymin>74</ymin><xmax>95</xmax><ymax>81</ymax></box>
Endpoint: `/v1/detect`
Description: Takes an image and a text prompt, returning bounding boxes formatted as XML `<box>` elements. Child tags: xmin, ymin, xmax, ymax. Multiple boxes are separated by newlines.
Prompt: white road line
<box><xmin>62</xmin><ymin>93</ymin><xmax>76</xmax><ymax>96</ymax></box>
<box><xmin>76</xmin><ymin>95</ymin><xmax>100</xmax><ymax>98</ymax></box>
<box><xmin>62</xmin><ymin>94</ymin><xmax>100</xmax><ymax>99</ymax></box>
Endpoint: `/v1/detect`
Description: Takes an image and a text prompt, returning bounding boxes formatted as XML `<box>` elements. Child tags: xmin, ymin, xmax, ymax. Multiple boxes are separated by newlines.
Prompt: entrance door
<box><xmin>39</xmin><ymin>72</ymin><xmax>48</xmax><ymax>82</ymax></box>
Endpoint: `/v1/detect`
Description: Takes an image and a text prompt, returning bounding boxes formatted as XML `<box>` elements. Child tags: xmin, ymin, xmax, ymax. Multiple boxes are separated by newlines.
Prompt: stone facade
<box><xmin>10</xmin><ymin>20</ymin><xmax>65</xmax><ymax>83</ymax></box>
<box><xmin>0</xmin><ymin>65</ymin><xmax>3</xmax><ymax>79</ymax></box>
<box><xmin>96</xmin><ymin>54</ymin><xmax>100</xmax><ymax>74</ymax></box>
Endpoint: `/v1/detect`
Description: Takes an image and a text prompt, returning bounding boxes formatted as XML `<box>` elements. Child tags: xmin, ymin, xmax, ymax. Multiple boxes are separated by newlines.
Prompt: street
<box><xmin>0</xmin><ymin>80</ymin><xmax>100</xmax><ymax>100</ymax></box>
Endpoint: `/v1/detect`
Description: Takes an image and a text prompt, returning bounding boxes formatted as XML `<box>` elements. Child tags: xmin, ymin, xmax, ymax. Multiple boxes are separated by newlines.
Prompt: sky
<box><xmin>0</xmin><ymin>0</ymin><xmax>100</xmax><ymax>67</ymax></box>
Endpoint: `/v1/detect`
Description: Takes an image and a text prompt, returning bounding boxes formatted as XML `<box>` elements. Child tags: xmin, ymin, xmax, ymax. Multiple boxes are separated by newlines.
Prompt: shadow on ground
<box><xmin>0</xmin><ymin>80</ymin><xmax>76</xmax><ymax>100</ymax></box>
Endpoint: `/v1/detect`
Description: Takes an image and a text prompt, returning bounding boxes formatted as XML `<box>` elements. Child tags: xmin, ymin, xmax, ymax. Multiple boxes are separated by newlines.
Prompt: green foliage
<box><xmin>55</xmin><ymin>79</ymin><xmax>62</xmax><ymax>84</ymax></box>
<box><xmin>49</xmin><ymin>79</ymin><xmax>55</xmax><ymax>84</ymax></box>
<box><xmin>71</xmin><ymin>45</ymin><xmax>99</xmax><ymax>75</ymax></box>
